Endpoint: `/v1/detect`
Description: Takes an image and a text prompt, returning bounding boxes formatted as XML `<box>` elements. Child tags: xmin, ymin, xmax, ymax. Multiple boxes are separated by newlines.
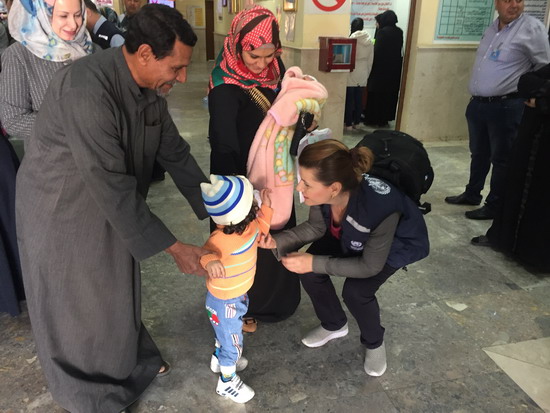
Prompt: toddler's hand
<box><xmin>258</xmin><ymin>232</ymin><xmax>277</xmax><ymax>249</ymax></box>
<box><xmin>260</xmin><ymin>188</ymin><xmax>272</xmax><ymax>208</ymax></box>
<box><xmin>206</xmin><ymin>260</ymin><xmax>225</xmax><ymax>278</ymax></box>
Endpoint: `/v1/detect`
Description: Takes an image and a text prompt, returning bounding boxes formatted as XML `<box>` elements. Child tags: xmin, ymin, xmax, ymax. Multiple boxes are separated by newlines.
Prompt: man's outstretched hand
<box><xmin>165</xmin><ymin>241</ymin><xmax>209</xmax><ymax>277</ymax></box>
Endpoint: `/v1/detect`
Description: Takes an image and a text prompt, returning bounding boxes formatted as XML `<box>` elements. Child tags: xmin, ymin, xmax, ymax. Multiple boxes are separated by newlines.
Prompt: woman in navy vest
<box><xmin>260</xmin><ymin>139</ymin><xmax>429</xmax><ymax>376</ymax></box>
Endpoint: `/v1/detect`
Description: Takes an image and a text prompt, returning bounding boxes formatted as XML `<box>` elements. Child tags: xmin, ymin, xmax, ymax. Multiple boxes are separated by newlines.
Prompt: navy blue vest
<box><xmin>320</xmin><ymin>175</ymin><xmax>429</xmax><ymax>269</ymax></box>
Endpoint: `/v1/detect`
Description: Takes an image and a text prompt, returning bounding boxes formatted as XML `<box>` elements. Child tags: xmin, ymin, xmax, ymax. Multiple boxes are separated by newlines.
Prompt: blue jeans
<box><xmin>344</xmin><ymin>86</ymin><xmax>363</xmax><ymax>126</ymax></box>
<box><xmin>464</xmin><ymin>98</ymin><xmax>524</xmax><ymax>211</ymax></box>
<box><xmin>205</xmin><ymin>292</ymin><xmax>248</xmax><ymax>367</ymax></box>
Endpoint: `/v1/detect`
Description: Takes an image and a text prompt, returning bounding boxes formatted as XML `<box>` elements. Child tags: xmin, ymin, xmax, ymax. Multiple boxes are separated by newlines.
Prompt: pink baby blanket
<box><xmin>247</xmin><ymin>66</ymin><xmax>328</xmax><ymax>229</ymax></box>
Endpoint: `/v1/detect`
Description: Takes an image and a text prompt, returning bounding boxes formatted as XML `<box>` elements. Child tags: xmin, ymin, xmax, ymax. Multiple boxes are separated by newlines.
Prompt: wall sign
<box><xmin>524</xmin><ymin>0</ymin><xmax>549</xmax><ymax>24</ymax></box>
<box><xmin>305</xmin><ymin>0</ymin><xmax>351</xmax><ymax>15</ymax></box>
<box><xmin>434</xmin><ymin>0</ymin><xmax>494</xmax><ymax>43</ymax></box>
<box><xmin>96</xmin><ymin>0</ymin><xmax>113</xmax><ymax>7</ymax></box>
<box><xmin>187</xmin><ymin>6</ymin><xmax>205</xmax><ymax>28</ymax></box>
<box><xmin>351</xmin><ymin>0</ymin><xmax>395</xmax><ymax>27</ymax></box>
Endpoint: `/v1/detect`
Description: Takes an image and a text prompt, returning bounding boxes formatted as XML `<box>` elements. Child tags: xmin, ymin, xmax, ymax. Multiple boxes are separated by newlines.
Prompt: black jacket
<box><xmin>368</xmin><ymin>10</ymin><xmax>403</xmax><ymax>93</ymax></box>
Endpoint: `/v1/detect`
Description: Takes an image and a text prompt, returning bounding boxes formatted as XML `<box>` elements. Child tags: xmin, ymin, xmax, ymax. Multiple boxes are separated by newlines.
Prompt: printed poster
<box><xmin>434</xmin><ymin>0</ymin><xmax>494</xmax><ymax>43</ymax></box>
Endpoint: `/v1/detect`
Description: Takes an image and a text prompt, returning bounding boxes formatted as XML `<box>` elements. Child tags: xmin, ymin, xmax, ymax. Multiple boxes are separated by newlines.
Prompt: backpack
<box><xmin>355</xmin><ymin>130</ymin><xmax>434</xmax><ymax>214</ymax></box>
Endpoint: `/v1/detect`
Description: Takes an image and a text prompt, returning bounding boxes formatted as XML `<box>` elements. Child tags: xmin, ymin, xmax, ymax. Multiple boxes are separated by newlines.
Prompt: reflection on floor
<box><xmin>1</xmin><ymin>60</ymin><xmax>549</xmax><ymax>413</ymax></box>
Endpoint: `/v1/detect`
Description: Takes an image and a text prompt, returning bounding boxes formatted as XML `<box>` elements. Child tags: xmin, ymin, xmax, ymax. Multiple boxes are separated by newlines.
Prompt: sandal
<box><xmin>157</xmin><ymin>360</ymin><xmax>171</xmax><ymax>377</ymax></box>
<box><xmin>242</xmin><ymin>317</ymin><xmax>257</xmax><ymax>333</ymax></box>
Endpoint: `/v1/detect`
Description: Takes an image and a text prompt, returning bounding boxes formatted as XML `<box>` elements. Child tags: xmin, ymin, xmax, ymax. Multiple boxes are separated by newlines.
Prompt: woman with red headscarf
<box><xmin>207</xmin><ymin>6</ymin><xmax>300</xmax><ymax>330</ymax></box>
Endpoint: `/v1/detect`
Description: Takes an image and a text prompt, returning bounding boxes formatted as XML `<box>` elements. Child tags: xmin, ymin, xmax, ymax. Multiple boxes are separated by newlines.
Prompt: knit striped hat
<box><xmin>200</xmin><ymin>175</ymin><xmax>254</xmax><ymax>226</ymax></box>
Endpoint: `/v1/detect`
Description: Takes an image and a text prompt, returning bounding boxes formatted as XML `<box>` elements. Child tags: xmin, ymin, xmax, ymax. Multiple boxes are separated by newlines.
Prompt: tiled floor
<box><xmin>1</xmin><ymin>60</ymin><xmax>549</xmax><ymax>412</ymax></box>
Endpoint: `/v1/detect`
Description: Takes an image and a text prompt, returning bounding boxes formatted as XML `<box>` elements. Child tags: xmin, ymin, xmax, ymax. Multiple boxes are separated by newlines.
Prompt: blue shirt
<box><xmin>469</xmin><ymin>13</ymin><xmax>550</xmax><ymax>97</ymax></box>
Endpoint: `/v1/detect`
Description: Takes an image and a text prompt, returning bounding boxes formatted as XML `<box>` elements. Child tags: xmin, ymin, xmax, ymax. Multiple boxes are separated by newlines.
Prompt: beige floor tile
<box><xmin>484</xmin><ymin>339</ymin><xmax>550</xmax><ymax>412</ymax></box>
<box><xmin>485</xmin><ymin>338</ymin><xmax>550</xmax><ymax>369</ymax></box>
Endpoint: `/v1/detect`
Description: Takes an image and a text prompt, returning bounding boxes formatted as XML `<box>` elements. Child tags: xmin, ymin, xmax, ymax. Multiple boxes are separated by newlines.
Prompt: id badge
<box><xmin>489</xmin><ymin>43</ymin><xmax>502</xmax><ymax>61</ymax></box>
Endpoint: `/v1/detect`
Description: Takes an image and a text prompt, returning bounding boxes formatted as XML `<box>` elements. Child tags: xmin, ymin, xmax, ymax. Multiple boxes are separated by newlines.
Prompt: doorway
<box><xmin>350</xmin><ymin>0</ymin><xmax>414</xmax><ymax>131</ymax></box>
<box><xmin>205</xmin><ymin>0</ymin><xmax>215</xmax><ymax>61</ymax></box>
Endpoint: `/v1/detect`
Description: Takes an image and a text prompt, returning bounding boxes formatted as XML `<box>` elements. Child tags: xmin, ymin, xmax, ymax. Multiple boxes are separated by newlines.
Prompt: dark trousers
<box><xmin>464</xmin><ymin>98</ymin><xmax>524</xmax><ymax>211</ymax></box>
<box><xmin>344</xmin><ymin>86</ymin><xmax>363</xmax><ymax>127</ymax></box>
<box><xmin>301</xmin><ymin>233</ymin><xmax>397</xmax><ymax>349</ymax></box>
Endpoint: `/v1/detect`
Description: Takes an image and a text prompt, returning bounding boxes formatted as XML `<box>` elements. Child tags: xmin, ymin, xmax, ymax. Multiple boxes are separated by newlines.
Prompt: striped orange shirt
<box><xmin>200</xmin><ymin>205</ymin><xmax>273</xmax><ymax>300</ymax></box>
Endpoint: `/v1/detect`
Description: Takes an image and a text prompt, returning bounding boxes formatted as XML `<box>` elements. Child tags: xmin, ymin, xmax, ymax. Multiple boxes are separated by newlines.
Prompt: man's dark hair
<box><xmin>125</xmin><ymin>4</ymin><xmax>197</xmax><ymax>59</ymax></box>
<box><xmin>84</xmin><ymin>0</ymin><xmax>98</xmax><ymax>13</ymax></box>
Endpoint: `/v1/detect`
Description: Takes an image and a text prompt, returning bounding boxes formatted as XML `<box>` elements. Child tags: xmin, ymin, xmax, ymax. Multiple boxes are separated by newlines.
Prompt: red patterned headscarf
<box><xmin>209</xmin><ymin>6</ymin><xmax>282</xmax><ymax>90</ymax></box>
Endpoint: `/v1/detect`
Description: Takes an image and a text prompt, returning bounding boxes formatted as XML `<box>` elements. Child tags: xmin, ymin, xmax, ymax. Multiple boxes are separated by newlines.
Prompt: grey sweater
<box><xmin>273</xmin><ymin>205</ymin><xmax>400</xmax><ymax>278</ymax></box>
<box><xmin>0</xmin><ymin>42</ymin><xmax>65</xmax><ymax>139</ymax></box>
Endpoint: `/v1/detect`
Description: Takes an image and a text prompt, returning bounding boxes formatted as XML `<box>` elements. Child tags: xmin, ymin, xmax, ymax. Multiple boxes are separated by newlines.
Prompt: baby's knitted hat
<box><xmin>200</xmin><ymin>174</ymin><xmax>254</xmax><ymax>226</ymax></box>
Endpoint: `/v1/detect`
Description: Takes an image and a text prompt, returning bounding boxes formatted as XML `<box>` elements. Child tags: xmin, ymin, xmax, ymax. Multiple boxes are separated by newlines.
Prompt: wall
<box><xmin>110</xmin><ymin>0</ymin><xmax>123</xmax><ymax>14</ymax></box>
<box><xmin>176</xmin><ymin>0</ymin><xmax>207</xmax><ymax>61</ymax></box>
<box><xmin>400</xmin><ymin>48</ymin><xmax>475</xmax><ymax>140</ymax></box>
<box><xmin>399</xmin><ymin>0</ymin><xmax>477</xmax><ymax>141</ymax></box>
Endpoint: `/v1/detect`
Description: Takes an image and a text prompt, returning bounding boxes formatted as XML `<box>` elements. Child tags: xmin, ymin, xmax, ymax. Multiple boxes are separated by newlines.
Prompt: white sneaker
<box><xmin>364</xmin><ymin>342</ymin><xmax>387</xmax><ymax>376</ymax></box>
<box><xmin>216</xmin><ymin>374</ymin><xmax>255</xmax><ymax>403</ymax></box>
<box><xmin>210</xmin><ymin>354</ymin><xmax>248</xmax><ymax>373</ymax></box>
<box><xmin>301</xmin><ymin>323</ymin><xmax>348</xmax><ymax>348</ymax></box>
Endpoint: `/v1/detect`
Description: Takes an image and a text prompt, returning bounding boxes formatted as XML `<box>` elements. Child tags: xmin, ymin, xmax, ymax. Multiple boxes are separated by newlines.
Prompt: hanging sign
<box><xmin>305</xmin><ymin>0</ymin><xmax>351</xmax><ymax>15</ymax></box>
<box><xmin>351</xmin><ymin>1</ymin><xmax>395</xmax><ymax>27</ymax></box>
<box><xmin>96</xmin><ymin>0</ymin><xmax>113</xmax><ymax>7</ymax></box>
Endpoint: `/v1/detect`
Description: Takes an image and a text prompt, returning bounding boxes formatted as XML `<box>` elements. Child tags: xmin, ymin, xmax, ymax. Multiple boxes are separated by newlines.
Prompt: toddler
<box><xmin>200</xmin><ymin>174</ymin><xmax>272</xmax><ymax>404</ymax></box>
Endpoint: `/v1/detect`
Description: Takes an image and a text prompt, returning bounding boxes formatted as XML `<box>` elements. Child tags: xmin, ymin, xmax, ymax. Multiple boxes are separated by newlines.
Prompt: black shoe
<box><xmin>151</xmin><ymin>172</ymin><xmax>165</xmax><ymax>182</ymax></box>
<box><xmin>471</xmin><ymin>235</ymin><xmax>491</xmax><ymax>246</ymax></box>
<box><xmin>445</xmin><ymin>192</ymin><xmax>481</xmax><ymax>206</ymax></box>
<box><xmin>465</xmin><ymin>206</ymin><xmax>494</xmax><ymax>220</ymax></box>
<box><xmin>120</xmin><ymin>403</ymin><xmax>138</xmax><ymax>413</ymax></box>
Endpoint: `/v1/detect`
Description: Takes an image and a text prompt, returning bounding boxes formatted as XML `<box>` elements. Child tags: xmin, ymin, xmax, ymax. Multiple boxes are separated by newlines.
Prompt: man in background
<box><xmin>445</xmin><ymin>0</ymin><xmax>550</xmax><ymax>220</ymax></box>
<box><xmin>84</xmin><ymin>0</ymin><xmax>124</xmax><ymax>49</ymax></box>
<box><xmin>118</xmin><ymin>0</ymin><xmax>142</xmax><ymax>31</ymax></box>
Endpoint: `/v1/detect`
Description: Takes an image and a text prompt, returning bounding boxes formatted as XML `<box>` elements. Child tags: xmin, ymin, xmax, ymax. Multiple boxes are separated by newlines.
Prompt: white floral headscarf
<box><xmin>8</xmin><ymin>0</ymin><xmax>92</xmax><ymax>62</ymax></box>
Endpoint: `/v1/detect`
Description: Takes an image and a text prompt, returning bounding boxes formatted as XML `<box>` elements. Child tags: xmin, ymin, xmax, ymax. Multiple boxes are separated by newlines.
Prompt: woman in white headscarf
<box><xmin>0</xmin><ymin>0</ymin><xmax>91</xmax><ymax>317</ymax></box>
<box><xmin>0</xmin><ymin>0</ymin><xmax>92</xmax><ymax>138</ymax></box>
